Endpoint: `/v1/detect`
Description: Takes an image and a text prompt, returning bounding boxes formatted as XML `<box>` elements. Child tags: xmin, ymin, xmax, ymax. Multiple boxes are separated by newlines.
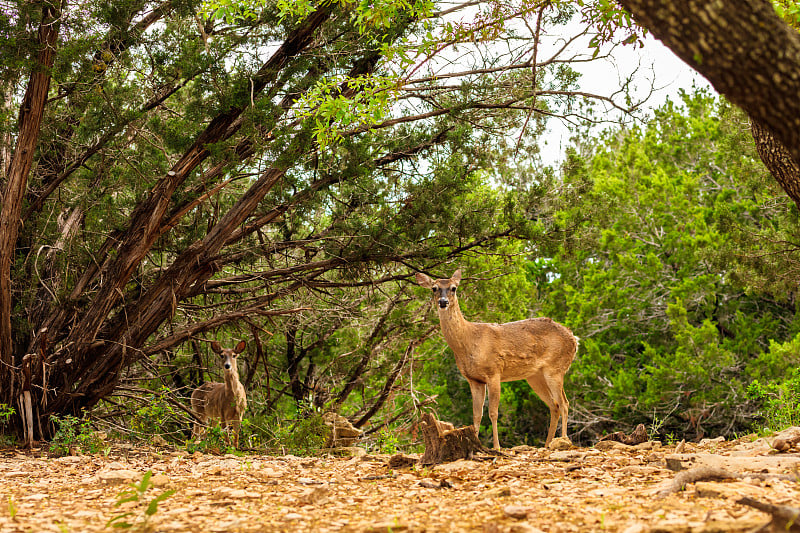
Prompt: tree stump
<box><xmin>418</xmin><ymin>412</ymin><xmax>491</xmax><ymax>465</ymax></box>
<box><xmin>598</xmin><ymin>423</ymin><xmax>648</xmax><ymax>446</ymax></box>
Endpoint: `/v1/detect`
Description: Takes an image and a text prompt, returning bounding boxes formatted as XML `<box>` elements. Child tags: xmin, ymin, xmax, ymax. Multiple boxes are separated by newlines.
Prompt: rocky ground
<box><xmin>1</xmin><ymin>432</ymin><xmax>799</xmax><ymax>532</ymax></box>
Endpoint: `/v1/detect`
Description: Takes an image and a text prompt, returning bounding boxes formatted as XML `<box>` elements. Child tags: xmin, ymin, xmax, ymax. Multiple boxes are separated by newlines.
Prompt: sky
<box><xmin>539</xmin><ymin>32</ymin><xmax>715</xmax><ymax>166</ymax></box>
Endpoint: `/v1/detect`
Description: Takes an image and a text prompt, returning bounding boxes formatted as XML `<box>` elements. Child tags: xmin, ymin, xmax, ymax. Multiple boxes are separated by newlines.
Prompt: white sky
<box><xmin>540</xmin><ymin>33</ymin><xmax>715</xmax><ymax>166</ymax></box>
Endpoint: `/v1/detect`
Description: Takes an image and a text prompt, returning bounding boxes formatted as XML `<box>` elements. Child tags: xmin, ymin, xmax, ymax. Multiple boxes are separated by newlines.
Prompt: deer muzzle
<box><xmin>438</xmin><ymin>297</ymin><xmax>449</xmax><ymax>309</ymax></box>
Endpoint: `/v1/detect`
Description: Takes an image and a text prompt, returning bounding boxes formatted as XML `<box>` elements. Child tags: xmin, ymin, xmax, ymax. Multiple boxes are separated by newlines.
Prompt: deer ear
<box><xmin>210</xmin><ymin>341</ymin><xmax>222</xmax><ymax>354</ymax></box>
<box><xmin>451</xmin><ymin>269</ymin><xmax>462</xmax><ymax>285</ymax></box>
<box><xmin>234</xmin><ymin>340</ymin><xmax>246</xmax><ymax>354</ymax></box>
<box><xmin>415</xmin><ymin>272</ymin><xmax>433</xmax><ymax>289</ymax></box>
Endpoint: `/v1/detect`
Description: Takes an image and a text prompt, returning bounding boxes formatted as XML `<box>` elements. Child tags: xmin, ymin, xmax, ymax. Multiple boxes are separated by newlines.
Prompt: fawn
<box><xmin>191</xmin><ymin>340</ymin><xmax>247</xmax><ymax>448</ymax></box>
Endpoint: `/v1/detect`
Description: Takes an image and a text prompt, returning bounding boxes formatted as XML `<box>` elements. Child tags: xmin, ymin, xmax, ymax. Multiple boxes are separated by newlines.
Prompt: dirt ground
<box><xmin>1</xmin><ymin>434</ymin><xmax>799</xmax><ymax>532</ymax></box>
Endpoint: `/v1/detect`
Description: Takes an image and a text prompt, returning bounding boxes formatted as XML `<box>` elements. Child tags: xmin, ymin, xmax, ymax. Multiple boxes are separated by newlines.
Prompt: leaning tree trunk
<box><xmin>617</xmin><ymin>0</ymin><xmax>800</xmax><ymax>206</ymax></box>
<box><xmin>0</xmin><ymin>1</ymin><xmax>60</xmax><ymax>412</ymax></box>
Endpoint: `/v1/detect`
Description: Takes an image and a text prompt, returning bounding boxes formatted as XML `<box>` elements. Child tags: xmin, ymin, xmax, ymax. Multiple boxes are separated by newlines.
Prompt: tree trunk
<box><xmin>750</xmin><ymin>116</ymin><xmax>800</xmax><ymax>204</ymax></box>
<box><xmin>0</xmin><ymin>1</ymin><xmax>60</xmax><ymax>408</ymax></box>
<box><xmin>617</xmin><ymin>0</ymin><xmax>800</xmax><ymax>205</ymax></box>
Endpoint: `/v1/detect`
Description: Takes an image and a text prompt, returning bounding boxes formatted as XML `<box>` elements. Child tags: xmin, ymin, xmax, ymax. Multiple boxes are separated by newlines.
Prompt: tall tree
<box><xmin>0</xmin><ymin>0</ymin><xmax>640</xmax><ymax>439</ymax></box>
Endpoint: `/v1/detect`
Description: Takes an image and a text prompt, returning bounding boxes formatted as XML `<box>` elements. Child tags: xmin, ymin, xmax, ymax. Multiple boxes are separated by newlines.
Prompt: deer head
<box><xmin>210</xmin><ymin>340</ymin><xmax>246</xmax><ymax>371</ymax></box>
<box><xmin>415</xmin><ymin>269</ymin><xmax>461</xmax><ymax>309</ymax></box>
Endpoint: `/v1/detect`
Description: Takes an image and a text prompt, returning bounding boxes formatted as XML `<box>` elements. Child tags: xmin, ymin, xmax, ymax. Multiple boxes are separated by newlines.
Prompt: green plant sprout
<box><xmin>8</xmin><ymin>496</ymin><xmax>17</xmax><ymax>519</ymax></box>
<box><xmin>106</xmin><ymin>471</ymin><xmax>175</xmax><ymax>530</ymax></box>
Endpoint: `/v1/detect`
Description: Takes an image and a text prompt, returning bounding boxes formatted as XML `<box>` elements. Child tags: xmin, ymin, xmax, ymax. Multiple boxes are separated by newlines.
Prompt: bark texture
<box><xmin>0</xmin><ymin>2</ymin><xmax>60</xmax><ymax>398</ymax></box>
<box><xmin>419</xmin><ymin>412</ymin><xmax>490</xmax><ymax>465</ymax></box>
<box><xmin>617</xmin><ymin>0</ymin><xmax>800</xmax><ymax>204</ymax></box>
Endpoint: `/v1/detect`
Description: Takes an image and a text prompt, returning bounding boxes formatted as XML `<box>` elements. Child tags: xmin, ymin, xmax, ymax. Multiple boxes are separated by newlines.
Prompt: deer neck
<box><xmin>437</xmin><ymin>298</ymin><xmax>472</xmax><ymax>353</ymax></box>
<box><xmin>224</xmin><ymin>367</ymin><xmax>241</xmax><ymax>394</ymax></box>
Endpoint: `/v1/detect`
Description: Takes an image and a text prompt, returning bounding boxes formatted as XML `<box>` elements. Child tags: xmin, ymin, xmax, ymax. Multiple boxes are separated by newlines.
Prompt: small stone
<box><xmin>549</xmin><ymin>450</ymin><xmax>587</xmax><ymax>461</ymax></box>
<box><xmin>387</xmin><ymin>453</ymin><xmax>418</xmax><ymax>468</ymax></box>
<box><xmin>299</xmin><ymin>486</ymin><xmax>329</xmax><ymax>505</ymax></box>
<box><xmin>326</xmin><ymin>446</ymin><xmax>366</xmax><ymax>457</ymax></box>
<box><xmin>772</xmin><ymin>438</ymin><xmax>790</xmax><ymax>452</ymax></box>
<box><xmin>503</xmin><ymin>505</ymin><xmax>529</xmax><ymax>519</ymax></box>
<box><xmin>98</xmin><ymin>469</ymin><xmax>140</xmax><ymax>484</ymax></box>
<box><xmin>364</xmin><ymin>521</ymin><xmax>408</xmax><ymax>532</ymax></box>
<box><xmin>255</xmin><ymin>467</ymin><xmax>284</xmax><ymax>479</ymax></box>
<box><xmin>150</xmin><ymin>474</ymin><xmax>170</xmax><ymax>487</ymax></box>
<box><xmin>698</xmin><ymin>436</ymin><xmax>725</xmax><ymax>447</ymax></box>
<box><xmin>595</xmin><ymin>441</ymin><xmax>629</xmax><ymax>451</ymax></box>
<box><xmin>548</xmin><ymin>437</ymin><xmax>572</xmax><ymax>451</ymax></box>
<box><xmin>484</xmin><ymin>486</ymin><xmax>511</xmax><ymax>498</ymax></box>
<box><xmin>214</xmin><ymin>487</ymin><xmax>258</xmax><ymax>499</ymax></box>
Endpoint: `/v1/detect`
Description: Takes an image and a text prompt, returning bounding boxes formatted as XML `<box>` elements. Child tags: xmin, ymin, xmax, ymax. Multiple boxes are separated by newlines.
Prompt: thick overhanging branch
<box><xmin>617</xmin><ymin>0</ymin><xmax>800</xmax><ymax>197</ymax></box>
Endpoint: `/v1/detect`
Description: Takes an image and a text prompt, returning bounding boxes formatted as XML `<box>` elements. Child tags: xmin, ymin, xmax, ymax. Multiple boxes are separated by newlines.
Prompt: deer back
<box><xmin>465</xmin><ymin>317</ymin><xmax>577</xmax><ymax>382</ymax></box>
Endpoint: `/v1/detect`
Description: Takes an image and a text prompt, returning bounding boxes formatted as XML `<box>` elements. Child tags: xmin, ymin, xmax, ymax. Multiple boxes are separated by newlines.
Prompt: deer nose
<box><xmin>224</xmin><ymin>362</ymin><xmax>232</xmax><ymax>369</ymax></box>
<box><xmin>438</xmin><ymin>298</ymin><xmax>449</xmax><ymax>308</ymax></box>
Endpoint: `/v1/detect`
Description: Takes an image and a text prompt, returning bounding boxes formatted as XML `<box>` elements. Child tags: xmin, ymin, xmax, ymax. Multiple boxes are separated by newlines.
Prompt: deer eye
<box><xmin>451</xmin><ymin>287</ymin><xmax>456</xmax><ymax>293</ymax></box>
<box><xmin>431</xmin><ymin>287</ymin><xmax>436</xmax><ymax>292</ymax></box>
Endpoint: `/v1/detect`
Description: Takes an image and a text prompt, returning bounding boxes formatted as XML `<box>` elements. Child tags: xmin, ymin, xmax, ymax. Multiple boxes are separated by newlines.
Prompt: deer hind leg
<box><xmin>526</xmin><ymin>374</ymin><xmax>563</xmax><ymax>446</ymax></box>
<box><xmin>467</xmin><ymin>379</ymin><xmax>486</xmax><ymax>438</ymax></box>
<box><xmin>486</xmin><ymin>377</ymin><xmax>502</xmax><ymax>450</ymax></box>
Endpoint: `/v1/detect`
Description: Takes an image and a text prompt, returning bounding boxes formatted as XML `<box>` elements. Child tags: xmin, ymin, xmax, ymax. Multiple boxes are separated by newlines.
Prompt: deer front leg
<box><xmin>487</xmin><ymin>377</ymin><xmax>502</xmax><ymax>450</ymax></box>
<box><xmin>467</xmin><ymin>379</ymin><xmax>486</xmax><ymax>438</ymax></box>
<box><xmin>229</xmin><ymin>417</ymin><xmax>242</xmax><ymax>449</ymax></box>
<box><xmin>192</xmin><ymin>416</ymin><xmax>206</xmax><ymax>440</ymax></box>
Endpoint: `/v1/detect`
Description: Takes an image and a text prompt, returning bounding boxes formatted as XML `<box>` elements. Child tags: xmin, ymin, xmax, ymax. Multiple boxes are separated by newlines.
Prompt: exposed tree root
<box><xmin>656</xmin><ymin>466</ymin><xmax>799</xmax><ymax>499</ymax></box>
<box><xmin>737</xmin><ymin>497</ymin><xmax>800</xmax><ymax>532</ymax></box>
<box><xmin>656</xmin><ymin>466</ymin><xmax>738</xmax><ymax>499</ymax></box>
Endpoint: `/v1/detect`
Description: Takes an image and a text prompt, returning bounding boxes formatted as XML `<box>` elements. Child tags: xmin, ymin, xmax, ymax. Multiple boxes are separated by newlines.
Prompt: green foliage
<box><xmin>531</xmin><ymin>89</ymin><xmax>800</xmax><ymax>441</ymax></box>
<box><xmin>367</xmin><ymin>426</ymin><xmax>402</xmax><ymax>454</ymax></box>
<box><xmin>186</xmin><ymin>425</ymin><xmax>235</xmax><ymax>455</ymax></box>
<box><xmin>49</xmin><ymin>414</ymin><xmax>108</xmax><ymax>456</ymax></box>
<box><xmin>106</xmin><ymin>471</ymin><xmax>176</xmax><ymax>530</ymax></box>
<box><xmin>272</xmin><ymin>409</ymin><xmax>328</xmax><ymax>455</ymax></box>
<box><xmin>7</xmin><ymin>496</ymin><xmax>17</xmax><ymax>520</ymax></box>
<box><xmin>129</xmin><ymin>387</ymin><xmax>187</xmax><ymax>444</ymax></box>
<box><xmin>747</xmin><ymin>335</ymin><xmax>800</xmax><ymax>431</ymax></box>
<box><xmin>0</xmin><ymin>404</ymin><xmax>15</xmax><ymax>447</ymax></box>
<box><xmin>773</xmin><ymin>0</ymin><xmax>800</xmax><ymax>28</ymax></box>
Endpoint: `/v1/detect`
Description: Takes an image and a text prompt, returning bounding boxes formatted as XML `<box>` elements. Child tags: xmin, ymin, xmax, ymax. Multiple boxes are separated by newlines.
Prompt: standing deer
<box><xmin>191</xmin><ymin>340</ymin><xmax>247</xmax><ymax>448</ymax></box>
<box><xmin>416</xmin><ymin>269</ymin><xmax>577</xmax><ymax>449</ymax></box>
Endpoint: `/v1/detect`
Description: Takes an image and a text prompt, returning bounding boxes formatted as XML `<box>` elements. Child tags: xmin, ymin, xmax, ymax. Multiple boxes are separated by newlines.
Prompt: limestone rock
<box><xmin>322</xmin><ymin>412</ymin><xmax>362</xmax><ymax>447</ymax></box>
